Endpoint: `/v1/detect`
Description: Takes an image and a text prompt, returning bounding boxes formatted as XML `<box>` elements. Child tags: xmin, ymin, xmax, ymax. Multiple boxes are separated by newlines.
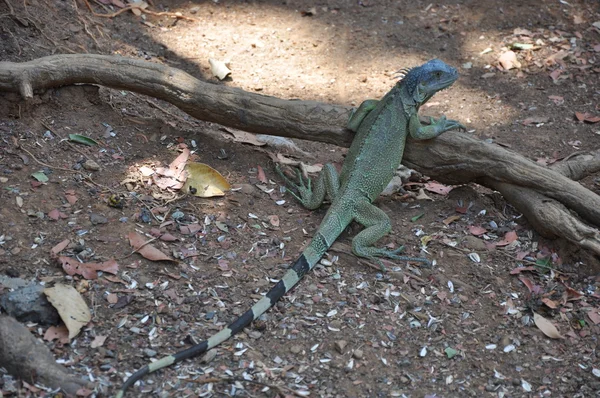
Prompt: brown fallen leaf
<box><xmin>496</xmin><ymin>231</ymin><xmax>518</xmax><ymax>246</ymax></box>
<box><xmin>468</xmin><ymin>225</ymin><xmax>487</xmax><ymax>236</ymax></box>
<box><xmin>65</xmin><ymin>190</ymin><xmax>78</xmax><ymax>205</ymax></box>
<box><xmin>257</xmin><ymin>165</ymin><xmax>268</xmax><ymax>183</ymax></box>
<box><xmin>51</xmin><ymin>239</ymin><xmax>70</xmax><ymax>256</ymax></box>
<box><xmin>424</xmin><ymin>181</ymin><xmax>453</xmax><ymax>195</ymax></box>
<box><xmin>90</xmin><ymin>335</ymin><xmax>107</xmax><ymax>348</ymax></box>
<box><xmin>541</xmin><ymin>297</ymin><xmax>559</xmax><ymax>309</ymax></box>
<box><xmin>59</xmin><ymin>257</ymin><xmax>119</xmax><ymax>279</ymax></box>
<box><xmin>443</xmin><ymin>215</ymin><xmax>461</xmax><ymax>225</ymax></box>
<box><xmin>221</xmin><ymin>127</ymin><xmax>266</xmax><ymax>146</ymax></box>
<box><xmin>522</xmin><ymin>116</ymin><xmax>549</xmax><ymax>126</ymax></box>
<box><xmin>128</xmin><ymin>231</ymin><xmax>177</xmax><ymax>262</ymax></box>
<box><xmin>575</xmin><ymin>112</ymin><xmax>600</xmax><ymax>123</ymax></box>
<box><xmin>43</xmin><ymin>325</ymin><xmax>69</xmax><ymax>344</ymax></box>
<box><xmin>533</xmin><ymin>312</ymin><xmax>564</xmax><ymax>339</ymax></box>
<box><xmin>587</xmin><ymin>309</ymin><xmax>600</xmax><ymax>325</ymax></box>
<box><xmin>498</xmin><ymin>50</ymin><xmax>521</xmax><ymax>70</ymax></box>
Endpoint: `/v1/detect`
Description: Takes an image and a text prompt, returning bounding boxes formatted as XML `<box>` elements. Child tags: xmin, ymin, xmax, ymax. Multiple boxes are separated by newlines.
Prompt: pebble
<box><xmin>144</xmin><ymin>349</ymin><xmax>157</xmax><ymax>357</ymax></box>
<box><xmin>290</xmin><ymin>344</ymin><xmax>302</xmax><ymax>354</ymax></box>
<box><xmin>352</xmin><ymin>349</ymin><xmax>363</xmax><ymax>359</ymax></box>
<box><xmin>200</xmin><ymin>349</ymin><xmax>217</xmax><ymax>363</ymax></box>
<box><xmin>83</xmin><ymin>159</ymin><xmax>100</xmax><ymax>171</ymax></box>
<box><xmin>334</xmin><ymin>340</ymin><xmax>347</xmax><ymax>354</ymax></box>
<box><xmin>90</xmin><ymin>213</ymin><xmax>108</xmax><ymax>225</ymax></box>
<box><xmin>248</xmin><ymin>331</ymin><xmax>262</xmax><ymax>339</ymax></box>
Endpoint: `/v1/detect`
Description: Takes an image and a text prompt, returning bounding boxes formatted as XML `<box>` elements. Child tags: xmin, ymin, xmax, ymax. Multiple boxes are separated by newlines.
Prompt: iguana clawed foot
<box><xmin>275</xmin><ymin>164</ymin><xmax>312</xmax><ymax>204</ymax></box>
<box><xmin>428</xmin><ymin>115</ymin><xmax>466</xmax><ymax>133</ymax></box>
<box><xmin>355</xmin><ymin>245</ymin><xmax>432</xmax><ymax>272</ymax></box>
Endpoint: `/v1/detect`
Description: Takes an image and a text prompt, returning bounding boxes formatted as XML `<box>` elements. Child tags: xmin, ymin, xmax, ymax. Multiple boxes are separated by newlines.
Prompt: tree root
<box><xmin>0</xmin><ymin>315</ymin><xmax>94</xmax><ymax>395</ymax></box>
<box><xmin>0</xmin><ymin>54</ymin><xmax>599</xmax><ymax>256</ymax></box>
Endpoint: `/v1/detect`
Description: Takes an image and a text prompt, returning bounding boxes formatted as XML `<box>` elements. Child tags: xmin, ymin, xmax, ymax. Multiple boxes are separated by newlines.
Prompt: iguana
<box><xmin>117</xmin><ymin>59</ymin><xmax>464</xmax><ymax>397</ymax></box>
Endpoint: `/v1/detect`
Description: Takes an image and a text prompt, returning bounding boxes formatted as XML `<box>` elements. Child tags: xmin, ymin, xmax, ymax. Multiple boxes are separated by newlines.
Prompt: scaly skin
<box><xmin>116</xmin><ymin>59</ymin><xmax>464</xmax><ymax>397</ymax></box>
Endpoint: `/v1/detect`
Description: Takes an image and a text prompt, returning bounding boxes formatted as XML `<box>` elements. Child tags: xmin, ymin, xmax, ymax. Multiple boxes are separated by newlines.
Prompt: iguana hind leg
<box><xmin>276</xmin><ymin>163</ymin><xmax>340</xmax><ymax>210</ymax></box>
<box><xmin>352</xmin><ymin>199</ymin><xmax>431</xmax><ymax>270</ymax></box>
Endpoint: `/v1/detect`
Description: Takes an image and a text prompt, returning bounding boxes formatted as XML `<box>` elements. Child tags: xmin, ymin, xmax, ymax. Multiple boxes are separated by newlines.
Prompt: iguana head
<box><xmin>399</xmin><ymin>59</ymin><xmax>458</xmax><ymax>106</ymax></box>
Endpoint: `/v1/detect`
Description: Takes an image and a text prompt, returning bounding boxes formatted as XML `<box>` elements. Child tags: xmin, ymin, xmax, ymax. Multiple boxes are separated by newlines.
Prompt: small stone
<box><xmin>462</xmin><ymin>235</ymin><xmax>487</xmax><ymax>251</ymax></box>
<box><xmin>248</xmin><ymin>330</ymin><xmax>262</xmax><ymax>339</ymax></box>
<box><xmin>83</xmin><ymin>159</ymin><xmax>101</xmax><ymax>171</ymax></box>
<box><xmin>290</xmin><ymin>344</ymin><xmax>302</xmax><ymax>354</ymax></box>
<box><xmin>353</xmin><ymin>349</ymin><xmax>363</xmax><ymax>359</ymax></box>
<box><xmin>200</xmin><ymin>349</ymin><xmax>217</xmax><ymax>363</ymax></box>
<box><xmin>90</xmin><ymin>213</ymin><xmax>108</xmax><ymax>225</ymax></box>
<box><xmin>234</xmin><ymin>183</ymin><xmax>257</xmax><ymax>196</ymax></box>
<box><xmin>335</xmin><ymin>340</ymin><xmax>347</xmax><ymax>354</ymax></box>
<box><xmin>144</xmin><ymin>349</ymin><xmax>157</xmax><ymax>357</ymax></box>
<box><xmin>205</xmin><ymin>311</ymin><xmax>216</xmax><ymax>320</ymax></box>
<box><xmin>307</xmin><ymin>284</ymin><xmax>318</xmax><ymax>292</ymax></box>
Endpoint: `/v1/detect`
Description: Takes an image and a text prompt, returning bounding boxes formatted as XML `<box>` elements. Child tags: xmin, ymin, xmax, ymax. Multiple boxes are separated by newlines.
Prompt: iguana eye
<box><xmin>435</xmin><ymin>71</ymin><xmax>442</xmax><ymax>78</ymax></box>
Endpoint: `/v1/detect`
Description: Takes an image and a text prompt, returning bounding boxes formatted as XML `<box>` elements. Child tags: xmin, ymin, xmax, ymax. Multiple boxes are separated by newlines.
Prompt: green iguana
<box><xmin>117</xmin><ymin>59</ymin><xmax>464</xmax><ymax>397</ymax></box>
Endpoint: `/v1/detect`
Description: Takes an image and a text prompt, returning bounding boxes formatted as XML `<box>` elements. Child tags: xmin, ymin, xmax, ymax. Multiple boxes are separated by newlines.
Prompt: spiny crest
<box><xmin>394</xmin><ymin>59</ymin><xmax>459</xmax><ymax>103</ymax></box>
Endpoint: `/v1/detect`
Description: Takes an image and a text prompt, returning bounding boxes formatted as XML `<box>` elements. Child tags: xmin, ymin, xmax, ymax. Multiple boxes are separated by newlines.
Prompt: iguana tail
<box><xmin>117</xmin><ymin>213</ymin><xmax>343</xmax><ymax>397</ymax></box>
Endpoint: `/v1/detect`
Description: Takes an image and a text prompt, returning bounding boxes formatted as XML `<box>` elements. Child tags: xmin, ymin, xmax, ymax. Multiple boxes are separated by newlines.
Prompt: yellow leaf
<box><xmin>183</xmin><ymin>163</ymin><xmax>231</xmax><ymax>198</ymax></box>
<box><xmin>44</xmin><ymin>284</ymin><xmax>91</xmax><ymax>340</ymax></box>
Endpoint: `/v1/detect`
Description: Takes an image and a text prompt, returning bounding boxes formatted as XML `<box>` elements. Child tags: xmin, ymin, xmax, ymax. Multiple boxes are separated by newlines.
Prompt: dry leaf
<box><xmin>59</xmin><ymin>257</ymin><xmax>119</xmax><ymax>279</ymax></box>
<box><xmin>443</xmin><ymin>215</ymin><xmax>461</xmax><ymax>225</ymax></box>
<box><xmin>182</xmin><ymin>163</ymin><xmax>231</xmax><ymax>197</ymax></box>
<box><xmin>209</xmin><ymin>58</ymin><xmax>232</xmax><ymax>80</ymax></box>
<box><xmin>468</xmin><ymin>225</ymin><xmax>487</xmax><ymax>236</ymax></box>
<box><xmin>496</xmin><ymin>231</ymin><xmax>518</xmax><ymax>246</ymax></box>
<box><xmin>90</xmin><ymin>335</ymin><xmax>107</xmax><ymax>348</ymax></box>
<box><xmin>424</xmin><ymin>181</ymin><xmax>453</xmax><ymax>195</ymax></box>
<box><xmin>128</xmin><ymin>231</ymin><xmax>177</xmax><ymax>262</ymax></box>
<box><xmin>522</xmin><ymin>116</ymin><xmax>549</xmax><ymax>126</ymax></box>
<box><xmin>44</xmin><ymin>325</ymin><xmax>69</xmax><ymax>344</ymax></box>
<box><xmin>221</xmin><ymin>128</ymin><xmax>266</xmax><ymax>146</ymax></box>
<box><xmin>498</xmin><ymin>51</ymin><xmax>521</xmax><ymax>70</ymax></box>
<box><xmin>575</xmin><ymin>112</ymin><xmax>600</xmax><ymax>123</ymax></box>
<box><xmin>44</xmin><ymin>284</ymin><xmax>91</xmax><ymax>340</ymax></box>
<box><xmin>533</xmin><ymin>312</ymin><xmax>563</xmax><ymax>339</ymax></box>
<box><xmin>51</xmin><ymin>239</ymin><xmax>70</xmax><ymax>256</ymax></box>
<box><xmin>257</xmin><ymin>165</ymin><xmax>268</xmax><ymax>183</ymax></box>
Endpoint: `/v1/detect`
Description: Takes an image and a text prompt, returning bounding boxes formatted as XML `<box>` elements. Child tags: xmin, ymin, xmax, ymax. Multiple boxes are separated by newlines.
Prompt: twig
<box><xmin>3</xmin><ymin>0</ymin><xmax>14</xmax><ymax>14</ymax></box>
<box><xmin>440</xmin><ymin>242</ymin><xmax>573</xmax><ymax>276</ymax></box>
<box><xmin>358</xmin><ymin>258</ymin><xmax>428</xmax><ymax>284</ymax></box>
<box><xmin>117</xmin><ymin>236</ymin><xmax>159</xmax><ymax>260</ymax></box>
<box><xmin>19</xmin><ymin>144</ymin><xmax>111</xmax><ymax>191</ymax></box>
<box><xmin>82</xmin><ymin>0</ymin><xmax>200</xmax><ymax>22</ymax></box>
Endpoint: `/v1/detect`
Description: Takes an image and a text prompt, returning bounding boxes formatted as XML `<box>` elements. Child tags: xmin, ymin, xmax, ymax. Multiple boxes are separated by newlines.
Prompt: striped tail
<box><xmin>116</xmin><ymin>230</ymin><xmax>333</xmax><ymax>398</ymax></box>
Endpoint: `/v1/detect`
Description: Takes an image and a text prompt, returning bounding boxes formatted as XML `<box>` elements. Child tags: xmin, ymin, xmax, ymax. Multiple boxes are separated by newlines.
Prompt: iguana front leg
<box><xmin>351</xmin><ymin>198</ymin><xmax>430</xmax><ymax>270</ymax></box>
<box><xmin>347</xmin><ymin>99</ymin><xmax>379</xmax><ymax>132</ymax></box>
<box><xmin>276</xmin><ymin>164</ymin><xmax>340</xmax><ymax>210</ymax></box>
<box><xmin>409</xmin><ymin>113</ymin><xmax>465</xmax><ymax>140</ymax></box>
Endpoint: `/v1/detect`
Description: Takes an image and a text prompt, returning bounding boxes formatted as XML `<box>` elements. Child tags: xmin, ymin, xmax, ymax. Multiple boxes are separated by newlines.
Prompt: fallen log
<box><xmin>1</xmin><ymin>54</ymin><xmax>599</xmax><ymax>254</ymax></box>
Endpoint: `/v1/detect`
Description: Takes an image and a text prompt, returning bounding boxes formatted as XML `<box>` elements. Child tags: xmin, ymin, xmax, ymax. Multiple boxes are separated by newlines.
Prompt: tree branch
<box><xmin>1</xmin><ymin>54</ymin><xmax>599</xmax><ymax>254</ymax></box>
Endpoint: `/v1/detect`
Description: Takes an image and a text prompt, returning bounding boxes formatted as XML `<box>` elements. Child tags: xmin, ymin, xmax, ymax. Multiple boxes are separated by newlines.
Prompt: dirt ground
<box><xmin>1</xmin><ymin>0</ymin><xmax>600</xmax><ymax>397</ymax></box>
